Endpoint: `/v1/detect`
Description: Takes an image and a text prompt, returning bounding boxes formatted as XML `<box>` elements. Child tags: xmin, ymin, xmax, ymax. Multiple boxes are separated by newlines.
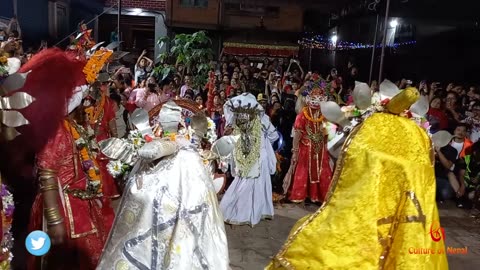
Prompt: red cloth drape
<box><xmin>223</xmin><ymin>43</ymin><xmax>299</xmax><ymax>57</ymax></box>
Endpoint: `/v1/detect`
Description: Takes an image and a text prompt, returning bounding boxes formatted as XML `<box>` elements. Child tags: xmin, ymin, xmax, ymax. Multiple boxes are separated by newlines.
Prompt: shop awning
<box><xmin>222</xmin><ymin>42</ymin><xmax>299</xmax><ymax>57</ymax></box>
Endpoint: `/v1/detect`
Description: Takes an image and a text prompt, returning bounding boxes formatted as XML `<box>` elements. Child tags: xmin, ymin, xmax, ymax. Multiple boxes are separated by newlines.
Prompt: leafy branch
<box><xmin>154</xmin><ymin>31</ymin><xmax>214</xmax><ymax>89</ymax></box>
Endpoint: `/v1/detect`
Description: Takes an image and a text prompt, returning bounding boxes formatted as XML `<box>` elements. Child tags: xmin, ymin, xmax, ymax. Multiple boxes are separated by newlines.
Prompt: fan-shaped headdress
<box><xmin>301</xmin><ymin>77</ymin><xmax>333</xmax><ymax>102</ymax></box>
<box><xmin>0</xmin><ymin>48</ymin><xmax>86</xmax><ymax>182</ymax></box>
<box><xmin>323</xmin><ymin>80</ymin><xmax>430</xmax><ymax>158</ymax></box>
<box><xmin>0</xmin><ymin>49</ymin><xmax>33</xmax><ymax>141</ymax></box>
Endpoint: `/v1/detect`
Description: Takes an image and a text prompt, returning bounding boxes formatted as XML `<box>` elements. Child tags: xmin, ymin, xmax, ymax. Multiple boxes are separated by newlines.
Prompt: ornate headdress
<box><xmin>323</xmin><ymin>80</ymin><xmax>430</xmax><ymax>158</ymax></box>
<box><xmin>0</xmin><ymin>48</ymin><xmax>86</xmax><ymax>194</ymax></box>
<box><xmin>0</xmin><ymin>49</ymin><xmax>33</xmax><ymax>141</ymax></box>
<box><xmin>301</xmin><ymin>78</ymin><xmax>333</xmax><ymax>102</ymax></box>
<box><xmin>4</xmin><ymin>48</ymin><xmax>86</xmax><ymax>148</ymax></box>
<box><xmin>224</xmin><ymin>93</ymin><xmax>263</xmax><ymax>126</ymax></box>
<box><xmin>223</xmin><ymin>93</ymin><xmax>263</xmax><ymax>177</ymax></box>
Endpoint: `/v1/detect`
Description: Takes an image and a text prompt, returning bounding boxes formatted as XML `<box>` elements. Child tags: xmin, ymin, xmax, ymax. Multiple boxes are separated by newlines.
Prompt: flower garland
<box><xmin>303</xmin><ymin>107</ymin><xmax>325</xmax><ymax>123</ymax></box>
<box><xmin>0</xmin><ymin>54</ymin><xmax>8</xmax><ymax>80</ymax></box>
<box><xmin>205</xmin><ymin>117</ymin><xmax>217</xmax><ymax>144</ymax></box>
<box><xmin>83</xmin><ymin>49</ymin><xmax>113</xmax><ymax>84</ymax></box>
<box><xmin>64</xmin><ymin>120</ymin><xmax>103</xmax><ymax>196</ymax></box>
<box><xmin>0</xmin><ymin>184</ymin><xmax>14</xmax><ymax>269</ymax></box>
<box><xmin>106</xmin><ymin>130</ymin><xmax>146</xmax><ymax>178</ymax></box>
<box><xmin>84</xmin><ymin>93</ymin><xmax>106</xmax><ymax>126</ymax></box>
<box><xmin>233</xmin><ymin>116</ymin><xmax>262</xmax><ymax>177</ymax></box>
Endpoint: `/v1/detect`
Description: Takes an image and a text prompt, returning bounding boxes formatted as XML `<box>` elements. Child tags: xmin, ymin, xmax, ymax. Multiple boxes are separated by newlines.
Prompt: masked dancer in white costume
<box><xmin>97</xmin><ymin>101</ymin><xmax>229</xmax><ymax>270</ymax></box>
<box><xmin>220</xmin><ymin>93</ymin><xmax>279</xmax><ymax>226</ymax></box>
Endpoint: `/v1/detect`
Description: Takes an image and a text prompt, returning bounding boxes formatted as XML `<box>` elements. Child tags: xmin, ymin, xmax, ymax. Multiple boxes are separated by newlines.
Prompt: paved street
<box><xmin>12</xmin><ymin>198</ymin><xmax>478</xmax><ymax>269</ymax></box>
<box><xmin>227</xmin><ymin>202</ymin><xmax>480</xmax><ymax>270</ymax></box>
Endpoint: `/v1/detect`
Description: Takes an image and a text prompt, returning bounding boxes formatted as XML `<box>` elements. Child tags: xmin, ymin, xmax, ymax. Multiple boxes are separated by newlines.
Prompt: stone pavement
<box><xmin>226</xmin><ymin>202</ymin><xmax>480</xmax><ymax>270</ymax></box>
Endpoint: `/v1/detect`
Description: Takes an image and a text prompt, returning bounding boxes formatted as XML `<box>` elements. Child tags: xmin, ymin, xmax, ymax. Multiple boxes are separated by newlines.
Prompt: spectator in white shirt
<box><xmin>134</xmin><ymin>49</ymin><xmax>153</xmax><ymax>85</ymax></box>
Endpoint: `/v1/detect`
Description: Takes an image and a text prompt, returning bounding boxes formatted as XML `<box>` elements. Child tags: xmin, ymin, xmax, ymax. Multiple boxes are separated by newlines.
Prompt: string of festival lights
<box><xmin>299</xmin><ymin>35</ymin><xmax>416</xmax><ymax>50</ymax></box>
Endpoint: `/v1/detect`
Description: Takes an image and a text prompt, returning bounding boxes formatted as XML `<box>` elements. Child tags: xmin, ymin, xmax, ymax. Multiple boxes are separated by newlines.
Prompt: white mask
<box><xmin>66</xmin><ymin>85</ymin><xmax>89</xmax><ymax>115</ymax></box>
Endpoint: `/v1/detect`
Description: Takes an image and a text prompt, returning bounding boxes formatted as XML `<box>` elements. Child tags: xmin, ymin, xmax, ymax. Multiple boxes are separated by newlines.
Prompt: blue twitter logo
<box><xmin>25</xmin><ymin>230</ymin><xmax>51</xmax><ymax>256</ymax></box>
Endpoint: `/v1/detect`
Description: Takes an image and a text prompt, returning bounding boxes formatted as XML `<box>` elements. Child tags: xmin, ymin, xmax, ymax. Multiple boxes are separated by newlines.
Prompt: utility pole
<box><xmin>369</xmin><ymin>14</ymin><xmax>379</xmax><ymax>85</ymax></box>
<box><xmin>13</xmin><ymin>0</ymin><xmax>17</xmax><ymax>16</ymax></box>
<box><xmin>378</xmin><ymin>0</ymin><xmax>391</xmax><ymax>83</ymax></box>
<box><xmin>117</xmin><ymin>0</ymin><xmax>122</xmax><ymax>51</ymax></box>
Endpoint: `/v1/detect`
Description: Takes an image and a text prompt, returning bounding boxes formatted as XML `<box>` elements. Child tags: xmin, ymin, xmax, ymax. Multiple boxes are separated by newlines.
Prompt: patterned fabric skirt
<box><xmin>27</xmin><ymin>194</ymin><xmax>113</xmax><ymax>270</ymax></box>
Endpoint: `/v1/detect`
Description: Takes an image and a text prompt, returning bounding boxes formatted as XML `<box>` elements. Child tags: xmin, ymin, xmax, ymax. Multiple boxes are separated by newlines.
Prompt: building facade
<box><xmin>102</xmin><ymin>0</ymin><xmax>167</xmax><ymax>62</ymax></box>
<box><xmin>165</xmin><ymin>0</ymin><xmax>305</xmax><ymax>58</ymax></box>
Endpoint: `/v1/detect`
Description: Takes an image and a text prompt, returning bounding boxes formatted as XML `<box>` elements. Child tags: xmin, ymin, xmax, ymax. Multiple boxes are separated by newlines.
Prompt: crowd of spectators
<box><xmin>1</xmin><ymin>17</ymin><xmax>47</xmax><ymax>64</ymax></box>
<box><xmin>3</xmin><ymin>15</ymin><xmax>478</xmax><ymax>216</ymax></box>
<box><xmin>426</xmin><ymin>81</ymin><xmax>480</xmax><ymax>211</ymax></box>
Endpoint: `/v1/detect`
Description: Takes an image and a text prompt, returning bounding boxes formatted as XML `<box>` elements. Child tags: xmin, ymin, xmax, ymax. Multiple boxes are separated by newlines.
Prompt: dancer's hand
<box><xmin>48</xmin><ymin>223</ymin><xmax>66</xmax><ymax>246</ymax></box>
<box><xmin>291</xmin><ymin>152</ymin><xmax>299</xmax><ymax>164</ymax></box>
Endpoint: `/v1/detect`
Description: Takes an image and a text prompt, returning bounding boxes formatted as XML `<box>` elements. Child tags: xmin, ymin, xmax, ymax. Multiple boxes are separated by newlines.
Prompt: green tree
<box><xmin>155</xmin><ymin>31</ymin><xmax>214</xmax><ymax>89</ymax></box>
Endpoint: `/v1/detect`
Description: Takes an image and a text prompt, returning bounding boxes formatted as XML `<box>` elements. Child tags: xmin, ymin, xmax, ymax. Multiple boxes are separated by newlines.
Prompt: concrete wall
<box><xmin>224</xmin><ymin>6</ymin><xmax>303</xmax><ymax>32</ymax></box>
<box><xmin>166</xmin><ymin>0</ymin><xmax>303</xmax><ymax>32</ymax></box>
<box><xmin>166</xmin><ymin>0</ymin><xmax>220</xmax><ymax>29</ymax></box>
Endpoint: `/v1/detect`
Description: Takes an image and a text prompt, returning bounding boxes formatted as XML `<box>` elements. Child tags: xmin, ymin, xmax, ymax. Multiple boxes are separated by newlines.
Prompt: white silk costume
<box><xmin>220</xmin><ymin>93</ymin><xmax>279</xmax><ymax>226</ymax></box>
<box><xmin>97</xmin><ymin>102</ymin><xmax>229</xmax><ymax>270</ymax></box>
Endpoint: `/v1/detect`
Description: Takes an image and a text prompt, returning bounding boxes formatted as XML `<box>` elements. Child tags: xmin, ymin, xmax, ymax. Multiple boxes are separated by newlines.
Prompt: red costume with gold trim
<box><xmin>283</xmin><ymin>79</ymin><xmax>333</xmax><ymax>202</ymax></box>
<box><xmin>28</xmin><ymin>123</ymin><xmax>114</xmax><ymax>269</ymax></box>
<box><xmin>287</xmin><ymin>110</ymin><xmax>332</xmax><ymax>202</ymax></box>
<box><xmin>7</xmin><ymin>48</ymin><xmax>115</xmax><ymax>270</ymax></box>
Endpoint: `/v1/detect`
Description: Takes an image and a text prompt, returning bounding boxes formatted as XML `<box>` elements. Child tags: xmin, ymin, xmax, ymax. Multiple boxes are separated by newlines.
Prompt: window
<box><xmin>224</xmin><ymin>3</ymin><xmax>279</xmax><ymax>17</ymax></box>
<box><xmin>180</xmin><ymin>0</ymin><xmax>208</xmax><ymax>8</ymax></box>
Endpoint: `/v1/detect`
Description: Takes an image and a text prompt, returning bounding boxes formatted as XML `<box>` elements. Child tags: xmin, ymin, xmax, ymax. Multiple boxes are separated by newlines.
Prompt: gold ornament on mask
<box><xmin>385</xmin><ymin>87</ymin><xmax>420</xmax><ymax>115</ymax></box>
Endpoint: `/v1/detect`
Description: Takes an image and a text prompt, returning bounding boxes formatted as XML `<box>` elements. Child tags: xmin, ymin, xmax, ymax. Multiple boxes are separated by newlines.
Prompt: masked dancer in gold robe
<box><xmin>267</xmin><ymin>81</ymin><xmax>448</xmax><ymax>270</ymax></box>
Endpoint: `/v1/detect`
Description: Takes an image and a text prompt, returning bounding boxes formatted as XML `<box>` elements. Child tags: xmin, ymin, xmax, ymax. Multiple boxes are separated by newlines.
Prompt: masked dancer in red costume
<box><xmin>25</xmin><ymin>49</ymin><xmax>114</xmax><ymax>270</ymax></box>
<box><xmin>83</xmin><ymin>82</ymin><xmax>119</xmax><ymax>199</ymax></box>
<box><xmin>1</xmin><ymin>48</ymin><xmax>89</xmax><ymax>269</ymax></box>
<box><xmin>83</xmin><ymin>48</ymin><xmax>120</xmax><ymax>199</ymax></box>
<box><xmin>283</xmin><ymin>78</ymin><xmax>333</xmax><ymax>203</ymax></box>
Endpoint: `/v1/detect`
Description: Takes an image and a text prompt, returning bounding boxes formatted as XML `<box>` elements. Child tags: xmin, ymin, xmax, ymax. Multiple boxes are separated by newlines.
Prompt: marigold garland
<box><xmin>64</xmin><ymin>120</ymin><xmax>103</xmax><ymax>195</ymax></box>
<box><xmin>83</xmin><ymin>49</ymin><xmax>113</xmax><ymax>84</ymax></box>
<box><xmin>85</xmin><ymin>93</ymin><xmax>106</xmax><ymax>125</ymax></box>
<box><xmin>0</xmin><ymin>56</ymin><xmax>7</xmax><ymax>65</ymax></box>
<box><xmin>303</xmin><ymin>107</ymin><xmax>325</xmax><ymax>123</ymax></box>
